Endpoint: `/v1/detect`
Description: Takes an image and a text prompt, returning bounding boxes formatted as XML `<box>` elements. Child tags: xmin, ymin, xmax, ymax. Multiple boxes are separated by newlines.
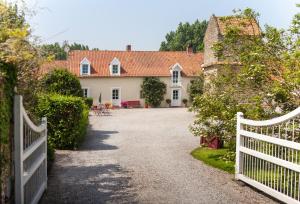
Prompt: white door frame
<box><xmin>171</xmin><ymin>88</ymin><xmax>181</xmax><ymax>107</ymax></box>
<box><xmin>111</xmin><ymin>87</ymin><xmax>121</xmax><ymax>107</ymax></box>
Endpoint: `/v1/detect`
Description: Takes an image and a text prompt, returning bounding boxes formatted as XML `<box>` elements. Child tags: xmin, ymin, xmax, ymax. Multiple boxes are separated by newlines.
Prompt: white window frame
<box><xmin>82</xmin><ymin>87</ymin><xmax>90</xmax><ymax>97</ymax></box>
<box><xmin>80</xmin><ymin>58</ymin><xmax>91</xmax><ymax>76</ymax></box>
<box><xmin>170</xmin><ymin>63</ymin><xmax>183</xmax><ymax>86</ymax></box>
<box><xmin>109</xmin><ymin>57</ymin><xmax>121</xmax><ymax>76</ymax></box>
<box><xmin>171</xmin><ymin>88</ymin><xmax>181</xmax><ymax>106</ymax></box>
<box><xmin>111</xmin><ymin>87</ymin><xmax>121</xmax><ymax>106</ymax></box>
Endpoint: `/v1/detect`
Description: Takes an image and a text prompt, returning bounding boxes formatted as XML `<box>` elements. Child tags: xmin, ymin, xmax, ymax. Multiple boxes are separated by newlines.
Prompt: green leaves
<box><xmin>41</xmin><ymin>42</ymin><xmax>91</xmax><ymax>60</ymax></box>
<box><xmin>36</xmin><ymin>94</ymin><xmax>89</xmax><ymax>149</ymax></box>
<box><xmin>191</xmin><ymin>7</ymin><xmax>300</xmax><ymax>161</ymax></box>
<box><xmin>188</xmin><ymin>75</ymin><xmax>204</xmax><ymax>101</ymax></box>
<box><xmin>141</xmin><ymin>77</ymin><xmax>166</xmax><ymax>107</ymax></box>
<box><xmin>41</xmin><ymin>69</ymin><xmax>83</xmax><ymax>97</ymax></box>
<box><xmin>160</xmin><ymin>20</ymin><xmax>208</xmax><ymax>52</ymax></box>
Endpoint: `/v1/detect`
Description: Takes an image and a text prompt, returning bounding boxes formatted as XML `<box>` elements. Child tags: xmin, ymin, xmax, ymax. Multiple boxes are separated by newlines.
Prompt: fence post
<box><xmin>42</xmin><ymin>117</ymin><xmax>48</xmax><ymax>187</ymax></box>
<box><xmin>14</xmin><ymin>95</ymin><xmax>24</xmax><ymax>204</ymax></box>
<box><xmin>235</xmin><ymin>112</ymin><xmax>243</xmax><ymax>180</ymax></box>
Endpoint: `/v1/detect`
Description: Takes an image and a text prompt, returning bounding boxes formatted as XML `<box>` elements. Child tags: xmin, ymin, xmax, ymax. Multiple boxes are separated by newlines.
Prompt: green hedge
<box><xmin>0</xmin><ymin>61</ymin><xmax>16</xmax><ymax>196</ymax></box>
<box><xmin>84</xmin><ymin>97</ymin><xmax>93</xmax><ymax>108</ymax></box>
<box><xmin>36</xmin><ymin>94</ymin><xmax>89</xmax><ymax>149</ymax></box>
<box><xmin>41</xmin><ymin>69</ymin><xmax>83</xmax><ymax>97</ymax></box>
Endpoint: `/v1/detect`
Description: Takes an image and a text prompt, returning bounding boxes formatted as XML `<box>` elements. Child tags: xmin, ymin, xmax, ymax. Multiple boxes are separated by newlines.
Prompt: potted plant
<box><xmin>121</xmin><ymin>101</ymin><xmax>128</xmax><ymax>108</ymax></box>
<box><xmin>105</xmin><ymin>102</ymin><xmax>111</xmax><ymax>109</ymax></box>
<box><xmin>165</xmin><ymin>99</ymin><xmax>171</xmax><ymax>107</ymax></box>
<box><xmin>201</xmin><ymin>120</ymin><xmax>224</xmax><ymax>149</ymax></box>
<box><xmin>191</xmin><ymin>119</ymin><xmax>224</xmax><ymax>149</ymax></box>
<box><xmin>182</xmin><ymin>98</ymin><xmax>188</xmax><ymax>107</ymax></box>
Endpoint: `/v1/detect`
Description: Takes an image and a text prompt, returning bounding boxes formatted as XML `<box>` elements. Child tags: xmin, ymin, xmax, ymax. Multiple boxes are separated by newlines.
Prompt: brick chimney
<box><xmin>187</xmin><ymin>45</ymin><xmax>193</xmax><ymax>54</ymax></box>
<box><xmin>126</xmin><ymin>45</ymin><xmax>131</xmax><ymax>51</ymax></box>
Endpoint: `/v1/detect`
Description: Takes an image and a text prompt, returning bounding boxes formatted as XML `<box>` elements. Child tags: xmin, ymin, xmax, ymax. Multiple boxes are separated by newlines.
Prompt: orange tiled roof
<box><xmin>216</xmin><ymin>16</ymin><xmax>260</xmax><ymax>36</ymax></box>
<box><xmin>40</xmin><ymin>60</ymin><xmax>68</xmax><ymax>75</ymax></box>
<box><xmin>43</xmin><ymin>50</ymin><xmax>203</xmax><ymax>77</ymax></box>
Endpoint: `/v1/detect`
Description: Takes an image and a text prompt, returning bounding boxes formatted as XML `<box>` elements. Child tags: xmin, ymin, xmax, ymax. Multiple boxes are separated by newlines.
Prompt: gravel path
<box><xmin>41</xmin><ymin>108</ymin><xmax>277</xmax><ymax>204</ymax></box>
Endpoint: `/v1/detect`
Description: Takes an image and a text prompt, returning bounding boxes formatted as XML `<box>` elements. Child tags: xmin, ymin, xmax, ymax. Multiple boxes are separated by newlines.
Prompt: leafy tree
<box><xmin>160</xmin><ymin>20</ymin><xmax>208</xmax><ymax>52</ymax></box>
<box><xmin>141</xmin><ymin>77</ymin><xmax>166</xmax><ymax>107</ymax></box>
<box><xmin>188</xmin><ymin>75</ymin><xmax>204</xmax><ymax>101</ymax></box>
<box><xmin>41</xmin><ymin>41</ymin><xmax>92</xmax><ymax>60</ymax></box>
<box><xmin>41</xmin><ymin>69</ymin><xmax>83</xmax><ymax>97</ymax></box>
<box><xmin>0</xmin><ymin>1</ymin><xmax>43</xmax><ymax>199</ymax></box>
<box><xmin>41</xmin><ymin>42</ymin><xmax>67</xmax><ymax>60</ymax></box>
<box><xmin>190</xmin><ymin>7</ymin><xmax>300</xmax><ymax>159</ymax></box>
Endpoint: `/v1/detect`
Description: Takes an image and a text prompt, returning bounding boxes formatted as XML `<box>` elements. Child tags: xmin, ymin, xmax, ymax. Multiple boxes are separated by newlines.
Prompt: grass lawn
<box><xmin>191</xmin><ymin>147</ymin><xmax>235</xmax><ymax>174</ymax></box>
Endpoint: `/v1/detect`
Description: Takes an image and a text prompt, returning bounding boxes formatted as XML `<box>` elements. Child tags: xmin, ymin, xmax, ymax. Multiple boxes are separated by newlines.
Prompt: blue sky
<box><xmin>12</xmin><ymin>0</ymin><xmax>300</xmax><ymax>50</ymax></box>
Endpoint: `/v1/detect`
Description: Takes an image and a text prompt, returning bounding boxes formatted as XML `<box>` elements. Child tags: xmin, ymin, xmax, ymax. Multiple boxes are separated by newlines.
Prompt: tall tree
<box><xmin>41</xmin><ymin>41</ymin><xmax>93</xmax><ymax>60</ymax></box>
<box><xmin>0</xmin><ymin>2</ymin><xmax>43</xmax><ymax>201</ymax></box>
<box><xmin>160</xmin><ymin>20</ymin><xmax>208</xmax><ymax>52</ymax></box>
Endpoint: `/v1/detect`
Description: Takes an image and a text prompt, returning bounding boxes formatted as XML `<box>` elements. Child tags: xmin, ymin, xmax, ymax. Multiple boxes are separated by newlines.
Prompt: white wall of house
<box><xmin>80</xmin><ymin>76</ymin><xmax>194</xmax><ymax>107</ymax></box>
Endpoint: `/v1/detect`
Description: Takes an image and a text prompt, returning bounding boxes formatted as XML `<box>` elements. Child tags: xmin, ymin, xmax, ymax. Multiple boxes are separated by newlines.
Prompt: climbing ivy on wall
<box><xmin>0</xmin><ymin>61</ymin><xmax>17</xmax><ymax>198</ymax></box>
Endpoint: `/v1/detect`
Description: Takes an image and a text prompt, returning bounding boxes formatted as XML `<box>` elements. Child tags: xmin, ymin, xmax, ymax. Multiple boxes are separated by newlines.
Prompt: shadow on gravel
<box><xmin>41</xmin><ymin>159</ymin><xmax>137</xmax><ymax>204</ymax></box>
<box><xmin>80</xmin><ymin>130</ymin><xmax>119</xmax><ymax>151</ymax></box>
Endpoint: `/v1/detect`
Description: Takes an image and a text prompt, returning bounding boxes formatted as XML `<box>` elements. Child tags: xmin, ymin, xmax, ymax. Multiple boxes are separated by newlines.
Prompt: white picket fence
<box><xmin>14</xmin><ymin>95</ymin><xmax>47</xmax><ymax>204</ymax></box>
<box><xmin>236</xmin><ymin>108</ymin><xmax>300</xmax><ymax>204</ymax></box>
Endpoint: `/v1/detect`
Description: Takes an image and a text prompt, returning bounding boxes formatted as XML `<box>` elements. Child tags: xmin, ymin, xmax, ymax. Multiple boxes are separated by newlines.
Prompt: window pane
<box><xmin>173</xmin><ymin>71</ymin><xmax>178</xmax><ymax>83</ymax></box>
<box><xmin>112</xmin><ymin>89</ymin><xmax>119</xmax><ymax>99</ymax></box>
<box><xmin>173</xmin><ymin>90</ymin><xmax>178</xmax><ymax>100</ymax></box>
<box><xmin>112</xmin><ymin>65</ymin><xmax>119</xmax><ymax>74</ymax></box>
<box><xmin>82</xmin><ymin>64</ymin><xmax>89</xmax><ymax>74</ymax></box>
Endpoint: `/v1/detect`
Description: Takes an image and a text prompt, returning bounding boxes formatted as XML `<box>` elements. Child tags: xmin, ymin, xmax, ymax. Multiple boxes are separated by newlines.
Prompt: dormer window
<box><xmin>82</xmin><ymin>64</ymin><xmax>89</xmax><ymax>75</ymax></box>
<box><xmin>80</xmin><ymin>58</ymin><xmax>91</xmax><ymax>76</ymax></box>
<box><xmin>170</xmin><ymin>63</ymin><xmax>183</xmax><ymax>86</ymax></box>
<box><xmin>109</xmin><ymin>57</ymin><xmax>121</xmax><ymax>76</ymax></box>
<box><xmin>112</xmin><ymin>65</ymin><xmax>119</xmax><ymax>74</ymax></box>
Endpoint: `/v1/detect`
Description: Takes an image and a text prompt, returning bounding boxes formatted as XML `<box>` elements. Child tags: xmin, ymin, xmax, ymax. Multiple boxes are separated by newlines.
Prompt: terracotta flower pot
<box><xmin>200</xmin><ymin>136</ymin><xmax>223</xmax><ymax>149</ymax></box>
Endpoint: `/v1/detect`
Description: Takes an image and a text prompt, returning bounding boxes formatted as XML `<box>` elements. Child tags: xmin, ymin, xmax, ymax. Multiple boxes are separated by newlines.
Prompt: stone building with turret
<box><xmin>202</xmin><ymin>15</ymin><xmax>260</xmax><ymax>85</ymax></box>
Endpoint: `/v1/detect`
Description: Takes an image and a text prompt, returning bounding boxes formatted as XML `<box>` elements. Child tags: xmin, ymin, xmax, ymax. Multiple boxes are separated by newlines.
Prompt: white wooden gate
<box><xmin>14</xmin><ymin>95</ymin><xmax>47</xmax><ymax>204</ymax></box>
<box><xmin>236</xmin><ymin>109</ymin><xmax>300</xmax><ymax>203</ymax></box>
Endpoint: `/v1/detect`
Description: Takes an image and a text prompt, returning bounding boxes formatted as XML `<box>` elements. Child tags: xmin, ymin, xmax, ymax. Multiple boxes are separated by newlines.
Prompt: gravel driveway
<box><xmin>41</xmin><ymin>108</ymin><xmax>276</xmax><ymax>204</ymax></box>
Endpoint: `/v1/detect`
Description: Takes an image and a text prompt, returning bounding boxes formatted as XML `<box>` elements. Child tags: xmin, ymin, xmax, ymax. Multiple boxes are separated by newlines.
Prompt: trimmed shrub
<box><xmin>165</xmin><ymin>99</ymin><xmax>171</xmax><ymax>107</ymax></box>
<box><xmin>182</xmin><ymin>98</ymin><xmax>188</xmax><ymax>107</ymax></box>
<box><xmin>36</xmin><ymin>94</ymin><xmax>89</xmax><ymax>149</ymax></box>
<box><xmin>141</xmin><ymin>77</ymin><xmax>166</xmax><ymax>107</ymax></box>
<box><xmin>41</xmin><ymin>69</ymin><xmax>83</xmax><ymax>97</ymax></box>
<box><xmin>47</xmin><ymin>143</ymin><xmax>55</xmax><ymax>162</ymax></box>
<box><xmin>84</xmin><ymin>97</ymin><xmax>93</xmax><ymax>108</ymax></box>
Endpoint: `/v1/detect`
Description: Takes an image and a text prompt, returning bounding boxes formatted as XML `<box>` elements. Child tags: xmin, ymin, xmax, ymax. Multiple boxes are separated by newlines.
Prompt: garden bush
<box><xmin>84</xmin><ymin>97</ymin><xmax>93</xmax><ymax>108</ymax></box>
<box><xmin>188</xmin><ymin>75</ymin><xmax>204</xmax><ymax>102</ymax></box>
<box><xmin>41</xmin><ymin>69</ymin><xmax>83</xmax><ymax>97</ymax></box>
<box><xmin>36</xmin><ymin>94</ymin><xmax>89</xmax><ymax>149</ymax></box>
<box><xmin>0</xmin><ymin>61</ymin><xmax>16</xmax><ymax>198</ymax></box>
<box><xmin>141</xmin><ymin>77</ymin><xmax>166</xmax><ymax>107</ymax></box>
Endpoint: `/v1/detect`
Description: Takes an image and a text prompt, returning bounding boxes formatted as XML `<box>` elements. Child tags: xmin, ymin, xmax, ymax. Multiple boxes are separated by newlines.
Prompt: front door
<box><xmin>171</xmin><ymin>89</ymin><xmax>181</xmax><ymax>107</ymax></box>
<box><xmin>112</xmin><ymin>88</ymin><xmax>121</xmax><ymax>107</ymax></box>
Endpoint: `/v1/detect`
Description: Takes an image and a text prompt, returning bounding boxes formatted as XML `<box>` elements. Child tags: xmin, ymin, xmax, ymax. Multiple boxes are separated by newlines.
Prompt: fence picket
<box><xmin>14</xmin><ymin>96</ymin><xmax>47</xmax><ymax>204</ymax></box>
<box><xmin>236</xmin><ymin>109</ymin><xmax>300</xmax><ymax>204</ymax></box>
